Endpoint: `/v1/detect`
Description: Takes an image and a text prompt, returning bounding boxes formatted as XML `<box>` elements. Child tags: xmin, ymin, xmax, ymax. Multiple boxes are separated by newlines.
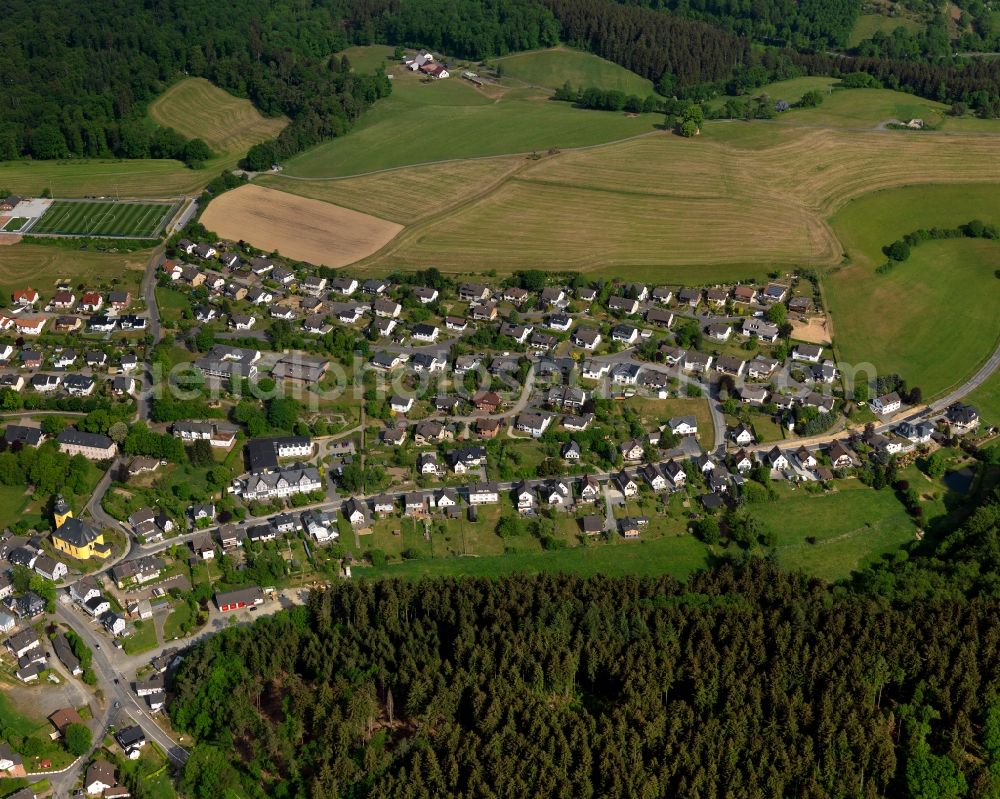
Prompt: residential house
<box><xmin>458</xmin><ymin>283</ymin><xmax>490</xmax><ymax>303</ymax></box>
<box><xmin>85</xmin><ymin>761</ymin><xmax>119</xmax><ymax>796</ymax></box>
<box><xmin>646</xmin><ymin>308</ymin><xmax>673</xmax><ymax>328</ymax></box>
<box><xmin>613</xmin><ymin>471</ymin><xmax>639</xmax><ymax>497</ymax></box>
<box><xmin>668</xmin><ymin>416</ymin><xmax>698</xmax><ymax>436</ymax></box>
<box><xmin>391</xmin><ymin>395</ymin><xmax>415</xmax><ymax>415</ymax></box>
<box><xmin>897</xmin><ymin>420</ymin><xmax>935</xmax><ymax>443</ymax></box>
<box><xmin>413</xmin><ymin>286</ymin><xmax>438</xmax><ymax>304</ymax></box>
<box><xmin>579</xmin><ymin>474</ymin><xmax>601</xmax><ymax>502</ymax></box>
<box><xmin>612</xmin><ymin>324</ymin><xmax>639</xmax><ymax>345</ymax></box>
<box><xmin>502</xmin><ymin>286</ymin><xmax>529</xmax><ymax>305</ymax></box>
<box><xmin>706</xmin><ymin>323</ymin><xmax>731</xmax><ymax>341</ymax></box>
<box><xmin>562</xmin><ymin>440</ymin><xmax>581</xmax><ymax>460</ymax></box>
<box><xmin>702</xmin><ymin>287</ymin><xmax>726</xmax><ymax>306</ymax></box>
<box><xmin>540</xmin><ymin>287</ymin><xmax>566</xmax><ymax>306</ymax></box>
<box><xmin>947</xmin><ymin>403</ymin><xmax>980</xmax><ymax>432</ymax></box>
<box><xmin>766</xmin><ymin>446</ymin><xmax>789</xmax><ymax>471</ymax></box>
<box><xmin>730</xmin><ymin>424</ymin><xmax>755</xmax><ymax>446</ymax></box>
<box><xmin>33</xmin><ymin>555</ymin><xmax>67</xmax><ymax>582</ymax></box>
<box><xmin>763</xmin><ymin>283</ymin><xmax>788</xmax><ymax>303</ymax></box>
<box><xmin>515</xmin><ymin>412</ymin><xmax>551</xmax><ymax>438</ymax></box>
<box><xmin>411</xmin><ymin>323</ymin><xmax>439</xmax><ymax>343</ymax></box>
<box><xmin>547</xmin><ymin>313</ymin><xmax>572</xmax><ymax>332</ymax></box>
<box><xmin>733</xmin><ymin>285</ymin><xmax>757</xmax><ymax>304</ymax></box>
<box><xmin>411</xmin><ymin>352</ymin><xmax>446</xmax><ymax>373</ymax></box>
<box><xmin>572</xmin><ymin>328</ymin><xmax>602</xmax><ymax>350</ymax></box>
<box><xmin>871</xmin><ymin>391</ymin><xmax>902</xmax><ymax>415</ymax></box>
<box><xmin>607</xmin><ymin>296</ymin><xmax>638</xmax><ymax>315</ymax></box>
<box><xmin>792</xmin><ymin>344</ymin><xmax>823</xmax><ymax>363</ymax></box>
<box><xmin>467</xmin><ymin>483</ymin><xmax>500</xmax><ymax>505</ymax></box>
<box><xmin>620</xmin><ymin>438</ymin><xmax>645</xmax><ymax>461</ymax></box>
<box><xmin>514</xmin><ymin>482</ymin><xmax>535</xmax><ymax>512</ymax></box>
<box><xmin>715</xmin><ymin>355</ymin><xmax>745</xmax><ymax>377</ymax></box>
<box><xmin>639</xmin><ymin>462</ymin><xmax>668</xmax><ymax>491</ymax></box>
<box><xmin>678</xmin><ymin>288</ymin><xmax>701</xmax><ymax>307</ymax></box>
<box><xmin>683</xmin><ymin>351</ymin><xmax>712</xmax><ymax>373</ymax></box>
<box><xmin>470</xmin><ymin>301</ymin><xmax>498</xmax><ymax>321</ymax></box>
<box><xmin>52</xmin><ymin>290</ymin><xmax>75</xmax><ymax>309</ymax></box>
<box><xmin>740</xmin><ymin>385</ymin><xmax>768</xmax><ymax>405</ymax></box>
<box><xmin>741</xmin><ymin>318</ymin><xmax>779</xmax><ymax>342</ymax></box>
<box><xmin>828</xmin><ymin>440</ymin><xmax>857</xmax><ymax>469</ymax></box>
<box><xmin>647</xmin><ymin>286</ymin><xmax>671</xmax><ymax>304</ymax></box>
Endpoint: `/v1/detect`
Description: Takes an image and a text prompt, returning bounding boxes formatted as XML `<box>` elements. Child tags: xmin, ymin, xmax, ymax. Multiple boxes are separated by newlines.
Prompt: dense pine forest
<box><xmin>169</xmin><ymin>469</ymin><xmax>1000</xmax><ymax>799</ymax></box>
<box><xmin>8</xmin><ymin>0</ymin><xmax>1000</xmax><ymax>163</ymax></box>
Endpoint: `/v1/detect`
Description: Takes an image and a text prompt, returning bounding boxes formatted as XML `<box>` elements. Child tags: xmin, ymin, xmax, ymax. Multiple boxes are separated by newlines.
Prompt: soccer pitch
<box><xmin>29</xmin><ymin>199</ymin><xmax>179</xmax><ymax>238</ymax></box>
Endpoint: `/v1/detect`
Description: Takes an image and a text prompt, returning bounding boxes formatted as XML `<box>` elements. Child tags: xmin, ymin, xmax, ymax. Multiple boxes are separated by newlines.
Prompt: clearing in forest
<box><xmin>148</xmin><ymin>77</ymin><xmax>287</xmax><ymax>157</ymax></box>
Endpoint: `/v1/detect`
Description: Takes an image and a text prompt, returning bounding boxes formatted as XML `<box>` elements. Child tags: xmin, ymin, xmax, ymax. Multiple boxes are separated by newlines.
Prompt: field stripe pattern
<box><xmin>30</xmin><ymin>200</ymin><xmax>178</xmax><ymax>238</ymax></box>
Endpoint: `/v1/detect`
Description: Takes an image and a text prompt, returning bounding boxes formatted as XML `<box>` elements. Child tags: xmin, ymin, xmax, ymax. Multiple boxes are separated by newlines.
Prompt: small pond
<box><xmin>943</xmin><ymin>467</ymin><xmax>975</xmax><ymax>494</ymax></box>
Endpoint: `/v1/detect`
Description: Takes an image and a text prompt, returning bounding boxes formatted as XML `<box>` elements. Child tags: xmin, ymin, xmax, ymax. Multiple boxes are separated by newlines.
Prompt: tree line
<box><xmin>879</xmin><ymin>218</ymin><xmax>1000</xmax><ymax>273</ymax></box>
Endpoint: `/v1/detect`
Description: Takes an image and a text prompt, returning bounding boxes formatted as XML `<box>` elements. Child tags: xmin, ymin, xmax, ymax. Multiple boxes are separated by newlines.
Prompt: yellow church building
<box><xmin>51</xmin><ymin>496</ymin><xmax>110</xmax><ymax>560</ymax></box>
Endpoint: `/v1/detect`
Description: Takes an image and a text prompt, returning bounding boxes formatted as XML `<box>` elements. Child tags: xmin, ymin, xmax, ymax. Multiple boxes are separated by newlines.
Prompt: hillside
<box><xmin>280</xmin><ymin>64</ymin><xmax>659</xmax><ymax>178</ymax></box>
<box><xmin>495</xmin><ymin>46</ymin><xmax>655</xmax><ymax>94</ymax></box>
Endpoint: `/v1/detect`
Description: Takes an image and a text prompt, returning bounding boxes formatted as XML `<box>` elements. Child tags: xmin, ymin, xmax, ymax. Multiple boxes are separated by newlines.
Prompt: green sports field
<box><xmin>30</xmin><ymin>199</ymin><xmax>178</xmax><ymax>238</ymax></box>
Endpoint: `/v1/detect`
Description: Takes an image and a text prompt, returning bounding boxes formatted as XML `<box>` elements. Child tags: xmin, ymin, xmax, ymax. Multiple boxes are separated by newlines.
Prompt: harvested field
<box><xmin>373</xmin><ymin>177</ymin><xmax>836</xmax><ymax>273</ymax></box>
<box><xmin>149</xmin><ymin>78</ymin><xmax>287</xmax><ymax>157</ymax></box>
<box><xmin>200</xmin><ymin>184</ymin><xmax>402</xmax><ymax>268</ymax></box>
<box><xmin>259</xmin><ymin>157</ymin><xmax>524</xmax><ymax>225</ymax></box>
<box><xmin>357</xmin><ymin>126</ymin><xmax>1000</xmax><ymax>276</ymax></box>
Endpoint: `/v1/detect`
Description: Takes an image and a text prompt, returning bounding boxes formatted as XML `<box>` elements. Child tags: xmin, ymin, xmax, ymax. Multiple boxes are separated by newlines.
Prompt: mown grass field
<box><xmin>495</xmin><ymin>46</ymin><xmax>655</xmax><ymax>95</ymax></box>
<box><xmin>848</xmin><ymin>13</ymin><xmax>925</xmax><ymax>47</ymax></box>
<box><xmin>706</xmin><ymin>76</ymin><xmax>838</xmax><ymax>112</ymax></box>
<box><xmin>338</xmin><ymin>44</ymin><xmax>396</xmax><ymax>74</ymax></box>
<box><xmin>773</xmin><ymin>87</ymin><xmax>947</xmax><ymax>129</ymax></box>
<box><xmin>355</xmin><ymin>481</ymin><xmax>917</xmax><ymax>583</ymax></box>
<box><xmin>148</xmin><ymin>77</ymin><xmax>287</xmax><ymax>157</ymax></box>
<box><xmin>349</xmin><ymin>122</ymin><xmax>1000</xmax><ymax>279</ymax></box>
<box><xmin>964</xmin><ymin>371</ymin><xmax>1000</xmax><ymax>427</ymax></box>
<box><xmin>281</xmin><ymin>64</ymin><xmax>660</xmax><ymax>178</ymax></box>
<box><xmin>356</xmin><ymin>532</ymin><xmax>712</xmax><ymax>581</ymax></box>
<box><xmin>0</xmin><ymin>243</ymin><xmax>148</xmax><ymax>299</ymax></box>
<box><xmin>755</xmin><ymin>482</ymin><xmax>916</xmax><ymax>582</ymax></box>
<box><xmin>826</xmin><ymin>183</ymin><xmax>1000</xmax><ymax>399</ymax></box>
<box><xmin>0</xmin><ymin>158</ymin><xmax>210</xmax><ymax>199</ymax></box>
<box><xmin>31</xmin><ymin>199</ymin><xmax>177</xmax><ymax>237</ymax></box>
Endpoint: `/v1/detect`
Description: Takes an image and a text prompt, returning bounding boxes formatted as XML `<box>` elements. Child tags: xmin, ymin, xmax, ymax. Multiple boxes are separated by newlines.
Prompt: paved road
<box><xmin>54</xmin><ymin>604</ymin><xmax>190</xmax><ymax>765</ymax></box>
